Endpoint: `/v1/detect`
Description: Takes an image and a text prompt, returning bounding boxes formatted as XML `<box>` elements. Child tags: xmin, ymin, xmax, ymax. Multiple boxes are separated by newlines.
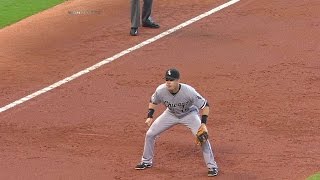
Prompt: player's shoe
<box><xmin>135</xmin><ymin>162</ymin><xmax>152</xmax><ymax>170</ymax></box>
<box><xmin>130</xmin><ymin>27</ymin><xmax>138</xmax><ymax>36</ymax></box>
<box><xmin>208</xmin><ymin>168</ymin><xmax>218</xmax><ymax>177</ymax></box>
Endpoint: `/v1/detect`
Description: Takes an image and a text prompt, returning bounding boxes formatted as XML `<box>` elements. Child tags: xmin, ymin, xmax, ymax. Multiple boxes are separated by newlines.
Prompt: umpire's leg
<box><xmin>131</xmin><ymin>0</ymin><xmax>140</xmax><ymax>28</ymax></box>
<box><xmin>141</xmin><ymin>0</ymin><xmax>153</xmax><ymax>23</ymax></box>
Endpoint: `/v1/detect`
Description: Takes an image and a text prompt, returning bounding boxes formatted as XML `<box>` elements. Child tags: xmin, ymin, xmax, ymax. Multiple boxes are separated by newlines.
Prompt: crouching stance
<box><xmin>135</xmin><ymin>68</ymin><xmax>219</xmax><ymax>177</ymax></box>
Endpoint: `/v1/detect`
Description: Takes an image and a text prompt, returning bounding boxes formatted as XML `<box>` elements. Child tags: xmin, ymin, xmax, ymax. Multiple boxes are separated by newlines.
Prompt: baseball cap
<box><xmin>164</xmin><ymin>68</ymin><xmax>180</xmax><ymax>80</ymax></box>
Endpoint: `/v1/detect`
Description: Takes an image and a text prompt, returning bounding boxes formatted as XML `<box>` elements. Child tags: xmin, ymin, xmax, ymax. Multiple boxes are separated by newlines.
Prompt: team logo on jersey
<box><xmin>164</xmin><ymin>100</ymin><xmax>191</xmax><ymax>113</ymax></box>
<box><xmin>164</xmin><ymin>100</ymin><xmax>190</xmax><ymax>108</ymax></box>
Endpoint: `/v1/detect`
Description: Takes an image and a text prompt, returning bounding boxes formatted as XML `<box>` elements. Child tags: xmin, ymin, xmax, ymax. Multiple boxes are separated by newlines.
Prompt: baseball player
<box><xmin>135</xmin><ymin>68</ymin><xmax>219</xmax><ymax>177</ymax></box>
<box><xmin>130</xmin><ymin>0</ymin><xmax>160</xmax><ymax>36</ymax></box>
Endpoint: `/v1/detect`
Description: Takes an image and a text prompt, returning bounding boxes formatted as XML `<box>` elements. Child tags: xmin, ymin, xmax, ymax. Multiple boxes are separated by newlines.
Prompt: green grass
<box><xmin>307</xmin><ymin>173</ymin><xmax>320</xmax><ymax>180</ymax></box>
<box><xmin>0</xmin><ymin>0</ymin><xmax>65</xmax><ymax>29</ymax></box>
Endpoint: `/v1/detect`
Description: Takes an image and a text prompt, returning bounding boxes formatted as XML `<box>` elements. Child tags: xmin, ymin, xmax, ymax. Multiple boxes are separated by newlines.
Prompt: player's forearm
<box><xmin>148</xmin><ymin>102</ymin><xmax>157</xmax><ymax>109</ymax></box>
<box><xmin>202</xmin><ymin>106</ymin><xmax>210</xmax><ymax>116</ymax></box>
<box><xmin>147</xmin><ymin>103</ymin><xmax>157</xmax><ymax>118</ymax></box>
<box><xmin>201</xmin><ymin>106</ymin><xmax>210</xmax><ymax>124</ymax></box>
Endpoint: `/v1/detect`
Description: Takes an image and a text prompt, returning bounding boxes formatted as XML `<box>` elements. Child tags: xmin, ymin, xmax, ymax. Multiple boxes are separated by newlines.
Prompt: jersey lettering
<box><xmin>151</xmin><ymin>83</ymin><xmax>207</xmax><ymax>118</ymax></box>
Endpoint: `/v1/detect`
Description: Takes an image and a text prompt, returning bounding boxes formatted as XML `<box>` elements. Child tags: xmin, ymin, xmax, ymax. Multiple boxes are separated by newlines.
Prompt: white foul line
<box><xmin>0</xmin><ymin>0</ymin><xmax>240</xmax><ymax>113</ymax></box>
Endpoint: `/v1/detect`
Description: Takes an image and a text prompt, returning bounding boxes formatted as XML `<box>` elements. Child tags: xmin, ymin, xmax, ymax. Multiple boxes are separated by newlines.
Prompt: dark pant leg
<box><xmin>131</xmin><ymin>0</ymin><xmax>140</xmax><ymax>28</ymax></box>
<box><xmin>142</xmin><ymin>0</ymin><xmax>153</xmax><ymax>23</ymax></box>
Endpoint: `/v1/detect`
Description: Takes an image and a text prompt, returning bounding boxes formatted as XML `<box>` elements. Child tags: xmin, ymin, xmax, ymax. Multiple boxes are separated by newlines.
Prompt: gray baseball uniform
<box><xmin>140</xmin><ymin>83</ymin><xmax>218</xmax><ymax>169</ymax></box>
<box><xmin>131</xmin><ymin>0</ymin><xmax>153</xmax><ymax>28</ymax></box>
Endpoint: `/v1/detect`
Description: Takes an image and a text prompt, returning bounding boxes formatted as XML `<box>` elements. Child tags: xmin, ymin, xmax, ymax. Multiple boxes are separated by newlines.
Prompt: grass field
<box><xmin>307</xmin><ymin>173</ymin><xmax>320</xmax><ymax>180</ymax></box>
<box><xmin>0</xmin><ymin>0</ymin><xmax>65</xmax><ymax>29</ymax></box>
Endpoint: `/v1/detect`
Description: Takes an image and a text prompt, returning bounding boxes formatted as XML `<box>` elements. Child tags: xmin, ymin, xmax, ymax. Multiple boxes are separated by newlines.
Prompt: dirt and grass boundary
<box><xmin>0</xmin><ymin>0</ymin><xmax>65</xmax><ymax>29</ymax></box>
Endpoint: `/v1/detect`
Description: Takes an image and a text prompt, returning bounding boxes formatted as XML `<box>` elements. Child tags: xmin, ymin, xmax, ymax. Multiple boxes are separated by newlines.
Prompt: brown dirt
<box><xmin>0</xmin><ymin>0</ymin><xmax>319</xmax><ymax>179</ymax></box>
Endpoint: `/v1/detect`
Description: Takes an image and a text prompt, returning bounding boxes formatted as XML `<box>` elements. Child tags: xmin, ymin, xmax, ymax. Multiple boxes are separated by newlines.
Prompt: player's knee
<box><xmin>146</xmin><ymin>129</ymin><xmax>157</xmax><ymax>139</ymax></box>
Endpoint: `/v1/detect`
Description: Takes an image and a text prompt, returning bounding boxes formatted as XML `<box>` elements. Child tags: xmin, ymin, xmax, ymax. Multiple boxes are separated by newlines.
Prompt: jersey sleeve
<box><xmin>150</xmin><ymin>91</ymin><xmax>161</xmax><ymax>105</ymax></box>
<box><xmin>190</xmin><ymin>88</ymin><xmax>207</xmax><ymax>109</ymax></box>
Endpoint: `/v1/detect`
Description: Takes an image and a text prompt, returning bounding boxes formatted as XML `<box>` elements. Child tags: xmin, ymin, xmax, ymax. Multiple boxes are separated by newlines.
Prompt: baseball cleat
<box><xmin>208</xmin><ymin>168</ymin><xmax>218</xmax><ymax>177</ymax></box>
<box><xmin>135</xmin><ymin>162</ymin><xmax>152</xmax><ymax>170</ymax></box>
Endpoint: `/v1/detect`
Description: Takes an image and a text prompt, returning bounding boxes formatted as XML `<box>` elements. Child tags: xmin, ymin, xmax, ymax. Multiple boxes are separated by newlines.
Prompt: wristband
<box><xmin>201</xmin><ymin>115</ymin><xmax>208</xmax><ymax>124</ymax></box>
<box><xmin>147</xmin><ymin>109</ymin><xmax>155</xmax><ymax>118</ymax></box>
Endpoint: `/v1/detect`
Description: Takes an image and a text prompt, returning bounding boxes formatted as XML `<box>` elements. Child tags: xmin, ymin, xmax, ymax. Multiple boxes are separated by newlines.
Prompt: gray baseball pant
<box><xmin>140</xmin><ymin>110</ymin><xmax>218</xmax><ymax>169</ymax></box>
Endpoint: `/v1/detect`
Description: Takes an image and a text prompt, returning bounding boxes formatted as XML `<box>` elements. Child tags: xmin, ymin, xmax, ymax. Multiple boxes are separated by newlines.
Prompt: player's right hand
<box><xmin>145</xmin><ymin>118</ymin><xmax>153</xmax><ymax>127</ymax></box>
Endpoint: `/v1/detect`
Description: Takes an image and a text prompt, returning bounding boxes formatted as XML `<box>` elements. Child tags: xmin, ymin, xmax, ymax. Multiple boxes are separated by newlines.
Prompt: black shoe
<box><xmin>135</xmin><ymin>162</ymin><xmax>152</xmax><ymax>170</ymax></box>
<box><xmin>142</xmin><ymin>20</ymin><xmax>160</xmax><ymax>28</ymax></box>
<box><xmin>208</xmin><ymin>168</ymin><xmax>218</xmax><ymax>177</ymax></box>
<box><xmin>130</xmin><ymin>27</ymin><xmax>138</xmax><ymax>36</ymax></box>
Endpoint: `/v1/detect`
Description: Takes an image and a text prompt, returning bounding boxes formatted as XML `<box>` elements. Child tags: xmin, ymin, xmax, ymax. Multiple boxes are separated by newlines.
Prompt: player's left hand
<box><xmin>145</xmin><ymin>118</ymin><xmax>153</xmax><ymax>127</ymax></box>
